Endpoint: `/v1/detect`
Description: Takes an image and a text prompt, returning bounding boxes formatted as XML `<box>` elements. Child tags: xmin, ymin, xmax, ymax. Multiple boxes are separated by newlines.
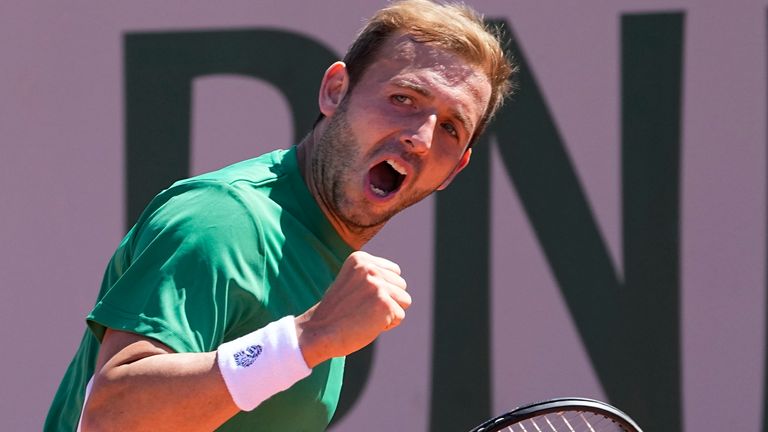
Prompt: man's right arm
<box><xmin>81</xmin><ymin>251</ymin><xmax>411</xmax><ymax>431</ymax></box>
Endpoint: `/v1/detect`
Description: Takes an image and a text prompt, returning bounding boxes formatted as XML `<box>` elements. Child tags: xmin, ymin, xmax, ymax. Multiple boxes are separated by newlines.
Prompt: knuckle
<box><xmin>352</xmin><ymin>259</ymin><xmax>378</xmax><ymax>276</ymax></box>
<box><xmin>364</xmin><ymin>273</ymin><xmax>380</xmax><ymax>287</ymax></box>
<box><xmin>375</xmin><ymin>287</ymin><xmax>391</xmax><ymax>303</ymax></box>
<box><xmin>348</xmin><ymin>251</ymin><xmax>368</xmax><ymax>265</ymax></box>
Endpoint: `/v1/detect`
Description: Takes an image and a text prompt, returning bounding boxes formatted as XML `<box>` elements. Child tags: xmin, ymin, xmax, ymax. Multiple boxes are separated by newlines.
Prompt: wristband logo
<box><xmin>233</xmin><ymin>344</ymin><xmax>263</xmax><ymax>368</ymax></box>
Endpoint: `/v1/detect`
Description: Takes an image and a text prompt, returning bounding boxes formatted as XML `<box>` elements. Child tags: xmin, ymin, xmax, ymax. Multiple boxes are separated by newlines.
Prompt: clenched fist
<box><xmin>294</xmin><ymin>251</ymin><xmax>412</xmax><ymax>368</ymax></box>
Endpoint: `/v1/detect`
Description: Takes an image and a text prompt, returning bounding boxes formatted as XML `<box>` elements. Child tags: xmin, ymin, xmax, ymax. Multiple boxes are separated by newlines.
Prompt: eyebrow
<box><xmin>392</xmin><ymin>80</ymin><xmax>475</xmax><ymax>137</ymax></box>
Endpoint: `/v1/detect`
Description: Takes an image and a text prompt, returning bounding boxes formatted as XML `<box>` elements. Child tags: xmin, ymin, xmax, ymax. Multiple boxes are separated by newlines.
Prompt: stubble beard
<box><xmin>312</xmin><ymin>106</ymin><xmax>430</xmax><ymax>234</ymax></box>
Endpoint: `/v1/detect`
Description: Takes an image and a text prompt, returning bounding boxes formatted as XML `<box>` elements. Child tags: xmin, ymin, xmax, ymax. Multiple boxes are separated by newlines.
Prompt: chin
<box><xmin>337</xmin><ymin>199</ymin><xmax>402</xmax><ymax>230</ymax></box>
<box><xmin>341</xmin><ymin>209</ymin><xmax>396</xmax><ymax>230</ymax></box>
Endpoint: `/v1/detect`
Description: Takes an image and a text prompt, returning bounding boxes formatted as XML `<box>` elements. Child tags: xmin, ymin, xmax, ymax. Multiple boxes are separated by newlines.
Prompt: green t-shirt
<box><xmin>45</xmin><ymin>147</ymin><xmax>353</xmax><ymax>431</ymax></box>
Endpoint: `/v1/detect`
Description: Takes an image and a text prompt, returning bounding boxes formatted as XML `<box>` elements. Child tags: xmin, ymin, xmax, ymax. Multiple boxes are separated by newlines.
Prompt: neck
<box><xmin>296</xmin><ymin>125</ymin><xmax>381</xmax><ymax>250</ymax></box>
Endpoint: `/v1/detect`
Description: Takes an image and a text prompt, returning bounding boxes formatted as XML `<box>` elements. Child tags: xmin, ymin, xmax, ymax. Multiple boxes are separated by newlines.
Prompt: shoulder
<box><xmin>127</xmin><ymin>179</ymin><xmax>262</xmax><ymax>262</ymax></box>
<box><xmin>128</xmin><ymin>148</ymin><xmax>299</xmax><ymax>255</ymax></box>
<box><xmin>182</xmin><ymin>148</ymin><xmax>294</xmax><ymax>189</ymax></box>
<box><xmin>141</xmin><ymin>148</ymin><xmax>297</xmax><ymax>232</ymax></box>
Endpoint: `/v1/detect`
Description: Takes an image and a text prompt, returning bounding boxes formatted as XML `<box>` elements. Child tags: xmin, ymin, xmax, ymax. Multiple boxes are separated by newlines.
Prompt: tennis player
<box><xmin>45</xmin><ymin>0</ymin><xmax>514</xmax><ymax>430</ymax></box>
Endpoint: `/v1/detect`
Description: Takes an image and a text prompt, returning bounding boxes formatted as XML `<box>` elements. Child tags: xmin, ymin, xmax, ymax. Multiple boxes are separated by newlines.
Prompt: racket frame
<box><xmin>469</xmin><ymin>397</ymin><xmax>643</xmax><ymax>432</ymax></box>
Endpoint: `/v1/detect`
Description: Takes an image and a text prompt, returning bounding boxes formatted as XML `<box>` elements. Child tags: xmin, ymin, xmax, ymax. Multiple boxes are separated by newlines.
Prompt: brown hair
<box><xmin>340</xmin><ymin>0</ymin><xmax>516</xmax><ymax>145</ymax></box>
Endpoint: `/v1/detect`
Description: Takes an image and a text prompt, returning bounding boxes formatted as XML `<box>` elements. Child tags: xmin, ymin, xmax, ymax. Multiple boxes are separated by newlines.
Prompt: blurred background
<box><xmin>1</xmin><ymin>0</ymin><xmax>765</xmax><ymax>430</ymax></box>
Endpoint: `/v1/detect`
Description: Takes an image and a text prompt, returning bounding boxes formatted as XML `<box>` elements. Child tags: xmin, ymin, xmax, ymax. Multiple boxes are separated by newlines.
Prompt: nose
<box><xmin>401</xmin><ymin>113</ymin><xmax>437</xmax><ymax>154</ymax></box>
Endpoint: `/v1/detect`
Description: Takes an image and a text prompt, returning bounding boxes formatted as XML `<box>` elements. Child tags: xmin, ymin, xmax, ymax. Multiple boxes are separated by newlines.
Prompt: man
<box><xmin>45</xmin><ymin>0</ymin><xmax>514</xmax><ymax>430</ymax></box>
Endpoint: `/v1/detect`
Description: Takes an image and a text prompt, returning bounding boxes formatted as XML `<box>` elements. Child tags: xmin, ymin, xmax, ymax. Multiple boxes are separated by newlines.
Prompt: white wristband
<box><xmin>217</xmin><ymin>315</ymin><xmax>312</xmax><ymax>411</ymax></box>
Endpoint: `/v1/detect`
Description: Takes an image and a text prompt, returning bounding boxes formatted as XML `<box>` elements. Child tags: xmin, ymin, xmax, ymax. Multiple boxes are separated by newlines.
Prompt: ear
<box><xmin>318</xmin><ymin>61</ymin><xmax>350</xmax><ymax>117</ymax></box>
<box><xmin>437</xmin><ymin>148</ymin><xmax>472</xmax><ymax>190</ymax></box>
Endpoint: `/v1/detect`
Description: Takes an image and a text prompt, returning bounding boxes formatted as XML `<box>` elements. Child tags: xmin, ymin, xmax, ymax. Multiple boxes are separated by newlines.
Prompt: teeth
<box><xmin>386</xmin><ymin>159</ymin><xmax>407</xmax><ymax>176</ymax></box>
<box><xmin>370</xmin><ymin>185</ymin><xmax>387</xmax><ymax>197</ymax></box>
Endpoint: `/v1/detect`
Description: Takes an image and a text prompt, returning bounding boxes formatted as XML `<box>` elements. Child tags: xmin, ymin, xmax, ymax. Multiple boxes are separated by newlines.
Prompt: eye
<box><xmin>391</xmin><ymin>94</ymin><xmax>414</xmax><ymax>106</ymax></box>
<box><xmin>441</xmin><ymin>122</ymin><xmax>458</xmax><ymax>138</ymax></box>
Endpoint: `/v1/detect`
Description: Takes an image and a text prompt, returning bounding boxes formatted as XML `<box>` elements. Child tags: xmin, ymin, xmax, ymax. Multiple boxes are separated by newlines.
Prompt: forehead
<box><xmin>358</xmin><ymin>34</ymin><xmax>491</xmax><ymax>120</ymax></box>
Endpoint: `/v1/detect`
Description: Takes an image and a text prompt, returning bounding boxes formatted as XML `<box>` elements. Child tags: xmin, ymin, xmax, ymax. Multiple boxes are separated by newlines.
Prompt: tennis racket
<box><xmin>468</xmin><ymin>397</ymin><xmax>643</xmax><ymax>432</ymax></box>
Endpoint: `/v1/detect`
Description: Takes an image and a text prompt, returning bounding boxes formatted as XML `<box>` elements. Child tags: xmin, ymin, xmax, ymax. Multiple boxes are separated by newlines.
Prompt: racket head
<box><xmin>469</xmin><ymin>397</ymin><xmax>643</xmax><ymax>432</ymax></box>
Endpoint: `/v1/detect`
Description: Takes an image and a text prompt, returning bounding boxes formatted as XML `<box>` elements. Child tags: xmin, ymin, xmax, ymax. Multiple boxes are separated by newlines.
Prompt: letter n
<box><xmin>431</xmin><ymin>14</ymin><xmax>684</xmax><ymax>432</ymax></box>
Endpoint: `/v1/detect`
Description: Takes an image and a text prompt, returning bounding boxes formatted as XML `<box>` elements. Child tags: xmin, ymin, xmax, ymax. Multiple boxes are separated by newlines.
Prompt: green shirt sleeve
<box><xmin>87</xmin><ymin>181</ymin><xmax>267</xmax><ymax>353</ymax></box>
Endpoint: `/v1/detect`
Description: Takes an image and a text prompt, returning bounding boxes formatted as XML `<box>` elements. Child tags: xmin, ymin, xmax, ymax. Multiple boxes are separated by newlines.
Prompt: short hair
<box><xmin>341</xmin><ymin>0</ymin><xmax>516</xmax><ymax>145</ymax></box>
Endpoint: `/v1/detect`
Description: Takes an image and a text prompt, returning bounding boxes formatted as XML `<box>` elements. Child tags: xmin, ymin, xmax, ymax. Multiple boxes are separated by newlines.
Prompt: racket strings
<box><xmin>502</xmin><ymin>410</ymin><xmax>630</xmax><ymax>432</ymax></box>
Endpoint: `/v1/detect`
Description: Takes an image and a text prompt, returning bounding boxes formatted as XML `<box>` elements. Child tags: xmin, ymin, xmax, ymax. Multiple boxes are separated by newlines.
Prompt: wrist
<box><xmin>294</xmin><ymin>313</ymin><xmax>328</xmax><ymax>369</ymax></box>
<box><xmin>217</xmin><ymin>316</ymin><xmax>312</xmax><ymax>411</ymax></box>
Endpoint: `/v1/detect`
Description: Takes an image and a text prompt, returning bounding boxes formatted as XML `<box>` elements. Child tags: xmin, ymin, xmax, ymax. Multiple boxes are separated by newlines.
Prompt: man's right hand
<box><xmin>294</xmin><ymin>251</ymin><xmax>412</xmax><ymax>368</ymax></box>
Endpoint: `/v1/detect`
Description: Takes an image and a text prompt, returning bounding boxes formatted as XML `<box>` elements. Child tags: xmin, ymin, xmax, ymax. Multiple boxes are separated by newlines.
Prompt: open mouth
<box><xmin>368</xmin><ymin>159</ymin><xmax>407</xmax><ymax>198</ymax></box>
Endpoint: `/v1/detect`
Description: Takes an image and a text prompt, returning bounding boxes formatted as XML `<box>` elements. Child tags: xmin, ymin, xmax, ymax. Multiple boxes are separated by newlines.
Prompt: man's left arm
<box><xmin>81</xmin><ymin>328</ymin><xmax>239</xmax><ymax>431</ymax></box>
